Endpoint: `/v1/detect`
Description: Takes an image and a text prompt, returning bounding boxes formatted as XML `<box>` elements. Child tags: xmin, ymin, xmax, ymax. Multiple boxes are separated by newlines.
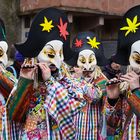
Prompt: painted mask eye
<box><xmin>48</xmin><ymin>53</ymin><xmax>55</xmax><ymax>58</ymax></box>
<box><xmin>60</xmin><ymin>49</ymin><xmax>63</xmax><ymax>57</ymax></box>
<box><xmin>132</xmin><ymin>53</ymin><xmax>140</xmax><ymax>64</ymax></box>
<box><xmin>0</xmin><ymin>48</ymin><xmax>4</xmax><ymax>57</ymax></box>
<box><xmin>47</xmin><ymin>49</ymin><xmax>55</xmax><ymax>58</ymax></box>
<box><xmin>89</xmin><ymin>54</ymin><xmax>94</xmax><ymax>63</ymax></box>
<box><xmin>80</xmin><ymin>57</ymin><xmax>86</xmax><ymax>64</ymax></box>
<box><xmin>43</xmin><ymin>49</ymin><xmax>47</xmax><ymax>54</ymax></box>
<box><xmin>89</xmin><ymin>58</ymin><xmax>94</xmax><ymax>63</ymax></box>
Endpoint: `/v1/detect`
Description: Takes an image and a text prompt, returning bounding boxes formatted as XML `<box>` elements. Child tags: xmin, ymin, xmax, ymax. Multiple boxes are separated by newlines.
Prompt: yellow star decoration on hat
<box><xmin>120</xmin><ymin>15</ymin><xmax>140</xmax><ymax>36</ymax></box>
<box><xmin>40</xmin><ymin>17</ymin><xmax>54</xmax><ymax>32</ymax></box>
<box><xmin>87</xmin><ymin>37</ymin><xmax>100</xmax><ymax>49</ymax></box>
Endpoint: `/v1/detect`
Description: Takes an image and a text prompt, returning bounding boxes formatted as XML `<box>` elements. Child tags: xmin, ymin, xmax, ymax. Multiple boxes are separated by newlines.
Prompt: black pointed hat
<box><xmin>0</xmin><ymin>18</ymin><xmax>6</xmax><ymax>41</ymax></box>
<box><xmin>114</xmin><ymin>5</ymin><xmax>140</xmax><ymax>65</ymax></box>
<box><xmin>65</xmin><ymin>31</ymin><xmax>108</xmax><ymax>66</ymax></box>
<box><xmin>15</xmin><ymin>7</ymin><xmax>72</xmax><ymax>59</ymax></box>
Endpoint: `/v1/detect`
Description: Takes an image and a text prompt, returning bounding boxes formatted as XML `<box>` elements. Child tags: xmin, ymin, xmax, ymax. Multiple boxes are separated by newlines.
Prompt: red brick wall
<box><xmin>20</xmin><ymin>0</ymin><xmax>140</xmax><ymax>15</ymax></box>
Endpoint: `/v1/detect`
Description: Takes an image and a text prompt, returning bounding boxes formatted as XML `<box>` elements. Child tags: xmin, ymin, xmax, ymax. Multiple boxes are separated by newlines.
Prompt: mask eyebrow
<box><xmin>79</xmin><ymin>54</ymin><xmax>84</xmax><ymax>57</ymax></box>
<box><xmin>133</xmin><ymin>51</ymin><xmax>140</xmax><ymax>55</ymax></box>
<box><xmin>47</xmin><ymin>44</ymin><xmax>54</xmax><ymax>50</ymax></box>
<box><xmin>89</xmin><ymin>53</ymin><xmax>95</xmax><ymax>57</ymax></box>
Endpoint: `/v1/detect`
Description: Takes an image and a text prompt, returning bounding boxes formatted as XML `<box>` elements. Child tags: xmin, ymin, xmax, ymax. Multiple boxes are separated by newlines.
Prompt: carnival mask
<box><xmin>37</xmin><ymin>40</ymin><xmax>64</xmax><ymax>71</ymax></box>
<box><xmin>0</xmin><ymin>41</ymin><xmax>8</xmax><ymax>66</ymax></box>
<box><xmin>77</xmin><ymin>49</ymin><xmax>97</xmax><ymax>77</ymax></box>
<box><xmin>129</xmin><ymin>40</ymin><xmax>140</xmax><ymax>73</ymax></box>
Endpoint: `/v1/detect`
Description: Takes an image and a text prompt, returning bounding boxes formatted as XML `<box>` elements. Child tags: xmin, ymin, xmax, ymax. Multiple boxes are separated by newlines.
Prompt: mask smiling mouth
<box><xmin>49</xmin><ymin>64</ymin><xmax>59</xmax><ymax>76</ymax></box>
<box><xmin>49</xmin><ymin>64</ymin><xmax>57</xmax><ymax>71</ymax></box>
<box><xmin>83</xmin><ymin>70</ymin><xmax>93</xmax><ymax>77</ymax></box>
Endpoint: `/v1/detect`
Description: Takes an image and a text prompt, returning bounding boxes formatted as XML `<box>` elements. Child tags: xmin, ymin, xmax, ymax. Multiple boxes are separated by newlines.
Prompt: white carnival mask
<box><xmin>0</xmin><ymin>41</ymin><xmax>8</xmax><ymax>66</ymax></box>
<box><xmin>77</xmin><ymin>49</ymin><xmax>97</xmax><ymax>71</ymax></box>
<box><xmin>129</xmin><ymin>40</ymin><xmax>140</xmax><ymax>72</ymax></box>
<box><xmin>37</xmin><ymin>40</ymin><xmax>64</xmax><ymax>69</ymax></box>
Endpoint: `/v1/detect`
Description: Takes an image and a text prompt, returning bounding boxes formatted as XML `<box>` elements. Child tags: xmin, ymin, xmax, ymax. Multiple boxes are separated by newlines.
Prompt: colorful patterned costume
<box><xmin>65</xmin><ymin>31</ymin><xmax>110</xmax><ymax>139</ymax></box>
<box><xmin>74</xmin><ymin>72</ymin><xmax>107</xmax><ymax>140</ymax></box>
<box><xmin>4</xmin><ymin>69</ymin><xmax>105</xmax><ymax>140</ymax></box>
<box><xmin>4</xmin><ymin>7</ymin><xmax>91</xmax><ymax>140</ymax></box>
<box><xmin>0</xmin><ymin>65</ymin><xmax>17</xmax><ymax>139</ymax></box>
<box><xmin>103</xmin><ymin>89</ymin><xmax>140</xmax><ymax>140</ymax></box>
<box><xmin>105</xmin><ymin>5</ymin><xmax>140</xmax><ymax>140</ymax></box>
<box><xmin>0</xmin><ymin>18</ymin><xmax>17</xmax><ymax>139</ymax></box>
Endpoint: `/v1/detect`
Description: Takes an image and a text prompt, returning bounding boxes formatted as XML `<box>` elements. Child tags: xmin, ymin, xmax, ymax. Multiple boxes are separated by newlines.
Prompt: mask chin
<box><xmin>49</xmin><ymin>63</ymin><xmax>59</xmax><ymax>76</ymax></box>
<box><xmin>82</xmin><ymin>70</ymin><xmax>93</xmax><ymax>78</ymax></box>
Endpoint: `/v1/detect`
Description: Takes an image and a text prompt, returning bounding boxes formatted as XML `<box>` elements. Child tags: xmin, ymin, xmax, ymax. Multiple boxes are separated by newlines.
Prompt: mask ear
<box><xmin>0</xmin><ymin>41</ymin><xmax>8</xmax><ymax>53</ymax></box>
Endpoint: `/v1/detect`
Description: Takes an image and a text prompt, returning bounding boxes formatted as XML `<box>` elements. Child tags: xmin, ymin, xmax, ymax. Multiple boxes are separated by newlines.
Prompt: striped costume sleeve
<box><xmin>3</xmin><ymin>77</ymin><xmax>34</xmax><ymax>140</ymax></box>
<box><xmin>94</xmin><ymin>74</ymin><xmax>108</xmax><ymax>96</ymax></box>
<box><xmin>127</xmin><ymin>89</ymin><xmax>140</xmax><ymax>118</ymax></box>
<box><xmin>6</xmin><ymin>77</ymin><xmax>34</xmax><ymax>122</ymax></box>
<box><xmin>0</xmin><ymin>70</ymin><xmax>17</xmax><ymax>99</ymax></box>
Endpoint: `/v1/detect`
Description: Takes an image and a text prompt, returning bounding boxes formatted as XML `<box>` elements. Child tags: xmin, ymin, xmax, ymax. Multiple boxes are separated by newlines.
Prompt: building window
<box><xmin>24</xmin><ymin>16</ymin><xmax>31</xmax><ymax>28</ymax></box>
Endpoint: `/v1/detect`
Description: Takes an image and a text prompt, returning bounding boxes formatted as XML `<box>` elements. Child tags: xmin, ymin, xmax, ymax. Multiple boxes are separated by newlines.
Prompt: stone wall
<box><xmin>20</xmin><ymin>0</ymin><xmax>140</xmax><ymax>15</ymax></box>
<box><xmin>0</xmin><ymin>0</ymin><xmax>21</xmax><ymax>58</ymax></box>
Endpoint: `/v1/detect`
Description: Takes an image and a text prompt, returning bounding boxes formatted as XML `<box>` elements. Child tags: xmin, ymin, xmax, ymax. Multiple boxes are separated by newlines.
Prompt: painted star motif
<box><xmin>87</xmin><ymin>37</ymin><xmax>100</xmax><ymax>49</ymax></box>
<box><xmin>40</xmin><ymin>17</ymin><xmax>54</xmax><ymax>32</ymax></box>
<box><xmin>57</xmin><ymin>18</ymin><xmax>69</xmax><ymax>40</ymax></box>
<box><xmin>75</xmin><ymin>39</ymin><xmax>83</xmax><ymax>47</ymax></box>
<box><xmin>120</xmin><ymin>15</ymin><xmax>140</xmax><ymax>36</ymax></box>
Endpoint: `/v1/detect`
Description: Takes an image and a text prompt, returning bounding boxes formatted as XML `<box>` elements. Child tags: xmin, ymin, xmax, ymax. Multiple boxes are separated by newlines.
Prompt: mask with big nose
<box><xmin>77</xmin><ymin>50</ymin><xmax>97</xmax><ymax>77</ymax></box>
<box><xmin>66</xmin><ymin>32</ymin><xmax>108</xmax><ymax>78</ymax></box>
<box><xmin>37</xmin><ymin>40</ymin><xmax>64</xmax><ymax>73</ymax></box>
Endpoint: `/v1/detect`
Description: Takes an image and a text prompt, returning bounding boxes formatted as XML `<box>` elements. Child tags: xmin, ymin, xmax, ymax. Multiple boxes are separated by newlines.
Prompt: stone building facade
<box><xmin>1</xmin><ymin>0</ymin><xmax>140</xmax><ymax>59</ymax></box>
<box><xmin>19</xmin><ymin>0</ymin><xmax>140</xmax><ymax>58</ymax></box>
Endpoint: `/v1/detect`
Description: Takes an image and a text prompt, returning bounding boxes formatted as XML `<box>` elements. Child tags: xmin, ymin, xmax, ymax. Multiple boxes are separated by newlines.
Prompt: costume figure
<box><xmin>4</xmin><ymin>8</ymin><xmax>99</xmax><ymax>140</ymax></box>
<box><xmin>0</xmin><ymin>18</ymin><xmax>16</xmax><ymax>138</ymax></box>
<box><xmin>104</xmin><ymin>5</ymin><xmax>140</xmax><ymax>140</ymax></box>
<box><xmin>65</xmin><ymin>31</ymin><xmax>109</xmax><ymax>139</ymax></box>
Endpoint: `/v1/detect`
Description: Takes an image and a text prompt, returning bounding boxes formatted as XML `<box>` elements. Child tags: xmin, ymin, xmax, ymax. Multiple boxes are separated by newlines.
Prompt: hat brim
<box><xmin>64</xmin><ymin>53</ymin><xmax>78</xmax><ymax>66</ymax></box>
<box><xmin>113</xmin><ymin>50</ymin><xmax>130</xmax><ymax>65</ymax></box>
<box><xmin>14</xmin><ymin>39</ymin><xmax>41</xmax><ymax>58</ymax></box>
